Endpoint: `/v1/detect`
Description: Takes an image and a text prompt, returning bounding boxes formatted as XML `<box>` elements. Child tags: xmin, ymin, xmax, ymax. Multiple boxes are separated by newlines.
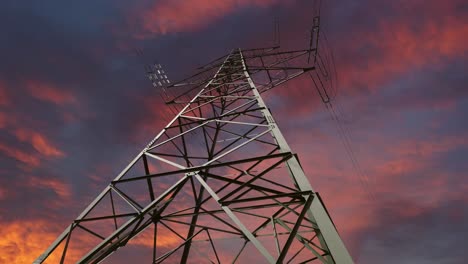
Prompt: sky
<box><xmin>0</xmin><ymin>0</ymin><xmax>467</xmax><ymax>263</ymax></box>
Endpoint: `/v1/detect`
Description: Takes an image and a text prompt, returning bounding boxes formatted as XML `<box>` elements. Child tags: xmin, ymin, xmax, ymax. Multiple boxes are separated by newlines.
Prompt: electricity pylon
<box><xmin>35</xmin><ymin>15</ymin><xmax>354</xmax><ymax>264</ymax></box>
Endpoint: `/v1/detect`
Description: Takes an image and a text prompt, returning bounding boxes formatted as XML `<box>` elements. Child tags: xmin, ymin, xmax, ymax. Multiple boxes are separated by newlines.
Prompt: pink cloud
<box><xmin>14</xmin><ymin>128</ymin><xmax>65</xmax><ymax>158</ymax></box>
<box><xmin>28</xmin><ymin>176</ymin><xmax>72</xmax><ymax>200</ymax></box>
<box><xmin>26</xmin><ymin>80</ymin><xmax>77</xmax><ymax>106</ymax></box>
<box><xmin>133</xmin><ymin>0</ymin><xmax>281</xmax><ymax>38</ymax></box>
<box><xmin>388</xmin><ymin>136</ymin><xmax>468</xmax><ymax>158</ymax></box>
<box><xmin>0</xmin><ymin>143</ymin><xmax>40</xmax><ymax>167</ymax></box>
<box><xmin>336</xmin><ymin>0</ymin><xmax>468</xmax><ymax>93</ymax></box>
<box><xmin>0</xmin><ymin>112</ymin><xmax>7</xmax><ymax>129</ymax></box>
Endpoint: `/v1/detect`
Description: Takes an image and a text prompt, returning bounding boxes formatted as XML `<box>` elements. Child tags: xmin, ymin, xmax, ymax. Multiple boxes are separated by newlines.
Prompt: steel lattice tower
<box><xmin>35</xmin><ymin>15</ymin><xmax>354</xmax><ymax>263</ymax></box>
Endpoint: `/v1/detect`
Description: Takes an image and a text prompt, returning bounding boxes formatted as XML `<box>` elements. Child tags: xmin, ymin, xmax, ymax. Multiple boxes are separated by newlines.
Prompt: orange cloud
<box><xmin>26</xmin><ymin>80</ymin><xmax>77</xmax><ymax>106</ymax></box>
<box><xmin>0</xmin><ymin>220</ymin><xmax>61</xmax><ymax>264</ymax></box>
<box><xmin>136</xmin><ymin>0</ymin><xmax>279</xmax><ymax>37</ymax></box>
<box><xmin>129</xmin><ymin>226</ymin><xmax>182</xmax><ymax>249</ymax></box>
<box><xmin>14</xmin><ymin>129</ymin><xmax>65</xmax><ymax>158</ymax></box>
<box><xmin>0</xmin><ymin>219</ymin><xmax>101</xmax><ymax>264</ymax></box>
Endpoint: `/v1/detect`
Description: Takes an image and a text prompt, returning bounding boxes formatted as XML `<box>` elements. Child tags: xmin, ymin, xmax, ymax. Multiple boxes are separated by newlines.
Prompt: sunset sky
<box><xmin>0</xmin><ymin>0</ymin><xmax>467</xmax><ymax>263</ymax></box>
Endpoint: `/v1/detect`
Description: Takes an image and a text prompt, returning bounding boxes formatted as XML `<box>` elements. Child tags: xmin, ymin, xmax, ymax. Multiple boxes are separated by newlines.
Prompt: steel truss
<box><xmin>35</xmin><ymin>47</ymin><xmax>354</xmax><ymax>263</ymax></box>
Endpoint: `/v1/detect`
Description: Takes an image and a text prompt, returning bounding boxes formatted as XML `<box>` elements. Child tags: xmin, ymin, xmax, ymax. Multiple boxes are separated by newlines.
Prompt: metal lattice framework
<box><xmin>35</xmin><ymin>16</ymin><xmax>354</xmax><ymax>263</ymax></box>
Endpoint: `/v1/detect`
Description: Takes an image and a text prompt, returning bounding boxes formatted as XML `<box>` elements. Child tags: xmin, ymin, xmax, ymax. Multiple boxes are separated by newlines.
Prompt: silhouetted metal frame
<box><xmin>34</xmin><ymin>47</ymin><xmax>354</xmax><ymax>264</ymax></box>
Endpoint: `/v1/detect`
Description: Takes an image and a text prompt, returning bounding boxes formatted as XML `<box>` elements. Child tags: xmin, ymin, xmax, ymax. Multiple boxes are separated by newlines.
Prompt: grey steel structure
<box><xmin>35</xmin><ymin>14</ymin><xmax>353</xmax><ymax>264</ymax></box>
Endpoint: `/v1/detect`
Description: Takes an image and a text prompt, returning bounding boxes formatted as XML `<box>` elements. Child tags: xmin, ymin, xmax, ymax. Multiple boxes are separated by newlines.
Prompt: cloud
<box><xmin>334</xmin><ymin>0</ymin><xmax>468</xmax><ymax>94</ymax></box>
<box><xmin>0</xmin><ymin>220</ymin><xmax>62</xmax><ymax>263</ymax></box>
<box><xmin>14</xmin><ymin>128</ymin><xmax>65</xmax><ymax>158</ymax></box>
<box><xmin>28</xmin><ymin>176</ymin><xmax>72</xmax><ymax>200</ymax></box>
<box><xmin>26</xmin><ymin>80</ymin><xmax>77</xmax><ymax>106</ymax></box>
<box><xmin>132</xmin><ymin>0</ymin><xmax>280</xmax><ymax>38</ymax></box>
<box><xmin>358</xmin><ymin>198</ymin><xmax>468</xmax><ymax>264</ymax></box>
<box><xmin>0</xmin><ymin>218</ymin><xmax>104</xmax><ymax>263</ymax></box>
<box><xmin>0</xmin><ymin>142</ymin><xmax>41</xmax><ymax>167</ymax></box>
<box><xmin>0</xmin><ymin>112</ymin><xmax>7</xmax><ymax>129</ymax></box>
<box><xmin>388</xmin><ymin>136</ymin><xmax>468</xmax><ymax>158</ymax></box>
<box><xmin>0</xmin><ymin>0</ymin><xmax>466</xmax><ymax>263</ymax></box>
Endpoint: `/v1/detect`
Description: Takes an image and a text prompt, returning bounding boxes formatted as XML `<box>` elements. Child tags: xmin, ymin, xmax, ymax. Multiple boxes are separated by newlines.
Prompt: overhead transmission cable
<box><xmin>309</xmin><ymin>26</ymin><xmax>376</xmax><ymax>201</ymax></box>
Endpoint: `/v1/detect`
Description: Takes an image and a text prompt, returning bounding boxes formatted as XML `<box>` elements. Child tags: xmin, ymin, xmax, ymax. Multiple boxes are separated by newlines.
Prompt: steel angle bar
<box><xmin>145</xmin><ymin>152</ymin><xmax>186</xmax><ymax>170</ymax></box>
<box><xmin>280</xmin><ymin>219</ymin><xmax>315</xmax><ymax>230</ymax></box>
<box><xmin>147</xmin><ymin>120</ymin><xmax>210</xmax><ymax>151</ymax></box>
<box><xmin>167</xmin><ymin>52</ymin><xmax>234</xmax><ymax>103</ymax></box>
<box><xmin>258</xmin><ymin>70</ymin><xmax>312</xmax><ymax>93</ymax></box>
<box><xmin>112</xmin><ymin>152</ymin><xmax>291</xmax><ymax>185</ymax></box>
<box><xmin>198</xmin><ymin>171</ymin><xmax>286</xmax><ymax>196</ymax></box>
<box><xmin>159</xmin><ymin>220</ymin><xmax>186</xmax><ymax>240</ymax></box>
<box><xmin>182</xmin><ymin>96</ymin><xmax>228</xmax><ymax>114</ymax></box>
<box><xmin>232</xmin><ymin>240</ymin><xmax>249</xmax><ymax>263</ymax></box>
<box><xmin>231</xmin><ymin>208</ymin><xmax>271</xmax><ymax>220</ymax></box>
<box><xmin>75</xmin><ymin>213</ymin><xmax>139</xmax><ymax>223</ymax></box>
<box><xmin>216</xmin><ymin>133</ymin><xmax>260</xmax><ymax>143</ymax></box>
<box><xmin>212</xmin><ymin>121</ymin><xmax>273</xmax><ymax>158</ymax></box>
<box><xmin>167</xmin><ymin>107</ymin><xmax>265</xmax><ymax>129</ymax></box>
<box><xmin>271</xmin><ymin>217</ymin><xmax>281</xmax><ymax>257</ymax></box>
<box><xmin>215</xmin><ymin>119</ymin><xmax>269</xmax><ymax>127</ymax></box>
<box><xmin>193</xmin><ymin>173</ymin><xmax>276</xmax><ymax>263</ymax></box>
<box><xmin>154</xmin><ymin>228</ymin><xmax>205</xmax><ymax>263</ymax></box>
<box><xmin>73</xmin><ymin>149</ymin><xmax>145</xmax><ymax>223</ymax></box>
<box><xmin>220</xmin><ymin>191</ymin><xmax>310</xmax><ymax>206</ymax></box>
<box><xmin>276</xmin><ymin>218</ymin><xmax>330</xmax><ymax>264</ymax></box>
<box><xmin>276</xmin><ymin>194</ymin><xmax>315</xmax><ymax>263</ymax></box>
<box><xmin>206</xmin><ymin>229</ymin><xmax>221</xmax><ymax>264</ymax></box>
<box><xmin>110</xmin><ymin>185</ymin><xmax>143</xmax><ymax>213</ymax></box>
<box><xmin>242</xmin><ymin>49</ymin><xmax>311</xmax><ymax>59</ymax></box>
<box><xmin>202</xmin><ymin>128</ymin><xmax>274</xmax><ymax>168</ymax></box>
<box><xmin>165</xmin><ymin>200</ymin><xmax>303</xmax><ymax>219</ymax></box>
<box><xmin>160</xmin><ymin>205</ymin><xmax>196</xmax><ymax>219</ymax></box>
<box><xmin>77</xmin><ymin>176</ymin><xmax>189</xmax><ymax>263</ymax></box>
<box><xmin>243</xmin><ymin>170</ymin><xmax>298</xmax><ymax>193</ymax></box>
<box><xmin>240</xmin><ymin>45</ymin><xmax>280</xmax><ymax>53</ymax></box>
<box><xmin>199</xmin><ymin>95</ymin><xmax>255</xmax><ymax>99</ymax></box>
<box><xmin>255</xmin><ymin>230</ymin><xmax>314</xmax><ymax>238</ymax></box>
<box><xmin>198</xmin><ymin>206</ymin><xmax>243</xmax><ymax>234</ymax></box>
<box><xmin>161</xmin><ymin>218</ymin><xmax>241</xmax><ymax>236</ymax></box>
<box><xmin>219</xmin><ymin>152</ymin><xmax>294</xmax><ymax>203</ymax></box>
<box><xmin>146</xmin><ymin>86</ymin><xmax>208</xmax><ymax>149</ymax></box>
<box><xmin>253</xmin><ymin>190</ymin><xmax>318</xmax><ymax>230</ymax></box>
<box><xmin>219</xmin><ymin>99</ymin><xmax>259</xmax><ymax>116</ymax></box>
<box><xmin>76</xmin><ymin>224</ymin><xmax>106</xmax><ymax>240</ymax></box>
<box><xmin>286</xmin><ymin>234</ymin><xmax>319</xmax><ymax>264</ymax></box>
<box><xmin>249</xmin><ymin>66</ymin><xmax>315</xmax><ymax>71</ymax></box>
<box><xmin>147</xmin><ymin>52</ymin><xmax>234</xmax><ymax>149</ymax></box>
<box><xmin>200</xmin><ymin>86</ymin><xmax>255</xmax><ymax>109</ymax></box>
<box><xmin>149</xmin><ymin>152</ymin><xmax>207</xmax><ymax>160</ymax></box>
<box><xmin>247</xmin><ymin>50</ymin><xmax>311</xmax><ymax>70</ymax></box>
<box><xmin>59</xmin><ymin>224</ymin><xmax>74</xmax><ymax>264</ymax></box>
<box><xmin>179</xmin><ymin>114</ymin><xmax>207</xmax><ymax>120</ymax></box>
